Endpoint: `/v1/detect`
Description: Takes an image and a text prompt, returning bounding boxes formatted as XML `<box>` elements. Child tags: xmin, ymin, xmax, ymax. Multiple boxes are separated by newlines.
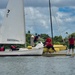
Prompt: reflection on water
<box><xmin>0</xmin><ymin>56</ymin><xmax>75</xmax><ymax>75</ymax></box>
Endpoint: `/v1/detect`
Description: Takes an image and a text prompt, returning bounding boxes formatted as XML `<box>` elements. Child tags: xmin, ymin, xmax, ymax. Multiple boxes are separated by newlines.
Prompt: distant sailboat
<box><xmin>0</xmin><ymin>0</ymin><xmax>43</xmax><ymax>56</ymax></box>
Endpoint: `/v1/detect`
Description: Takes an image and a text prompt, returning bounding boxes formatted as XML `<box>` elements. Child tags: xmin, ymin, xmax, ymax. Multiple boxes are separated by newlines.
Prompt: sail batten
<box><xmin>0</xmin><ymin>0</ymin><xmax>25</xmax><ymax>44</ymax></box>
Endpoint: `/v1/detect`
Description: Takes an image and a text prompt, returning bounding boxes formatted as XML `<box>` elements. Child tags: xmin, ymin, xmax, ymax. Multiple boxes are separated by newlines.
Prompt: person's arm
<box><xmin>68</xmin><ymin>38</ymin><xmax>70</xmax><ymax>47</ymax></box>
<box><xmin>49</xmin><ymin>38</ymin><xmax>52</xmax><ymax>45</ymax></box>
<box><xmin>74</xmin><ymin>39</ymin><xmax>75</xmax><ymax>46</ymax></box>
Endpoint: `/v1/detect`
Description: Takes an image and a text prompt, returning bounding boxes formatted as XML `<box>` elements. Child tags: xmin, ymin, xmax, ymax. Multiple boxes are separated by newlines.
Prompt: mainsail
<box><xmin>0</xmin><ymin>0</ymin><xmax>25</xmax><ymax>44</ymax></box>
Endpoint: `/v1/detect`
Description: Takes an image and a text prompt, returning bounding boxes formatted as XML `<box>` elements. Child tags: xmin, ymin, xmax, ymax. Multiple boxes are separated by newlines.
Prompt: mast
<box><xmin>49</xmin><ymin>0</ymin><xmax>54</xmax><ymax>44</ymax></box>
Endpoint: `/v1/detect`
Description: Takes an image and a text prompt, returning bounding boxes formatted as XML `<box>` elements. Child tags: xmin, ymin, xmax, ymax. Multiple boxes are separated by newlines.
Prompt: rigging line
<box><xmin>52</xmin><ymin>11</ymin><xmax>67</xmax><ymax>36</ymax></box>
<box><xmin>50</xmin><ymin>7</ymin><xmax>68</xmax><ymax>36</ymax></box>
<box><xmin>51</xmin><ymin>7</ymin><xmax>63</xmax><ymax>36</ymax></box>
<box><xmin>53</xmin><ymin>15</ymin><xmax>62</xmax><ymax>35</ymax></box>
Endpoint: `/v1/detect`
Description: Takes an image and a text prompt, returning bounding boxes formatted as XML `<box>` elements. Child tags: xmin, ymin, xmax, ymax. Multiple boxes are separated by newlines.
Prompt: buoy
<box><xmin>27</xmin><ymin>46</ymin><xmax>32</xmax><ymax>49</ymax></box>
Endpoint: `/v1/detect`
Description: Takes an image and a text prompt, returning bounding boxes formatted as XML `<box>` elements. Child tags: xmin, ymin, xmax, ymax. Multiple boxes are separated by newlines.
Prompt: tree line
<box><xmin>3</xmin><ymin>31</ymin><xmax>75</xmax><ymax>48</ymax></box>
<box><xmin>26</xmin><ymin>31</ymin><xmax>75</xmax><ymax>47</ymax></box>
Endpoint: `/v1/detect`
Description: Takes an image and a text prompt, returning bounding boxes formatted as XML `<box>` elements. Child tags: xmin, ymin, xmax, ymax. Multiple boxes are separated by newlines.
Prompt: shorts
<box><xmin>46</xmin><ymin>46</ymin><xmax>54</xmax><ymax>50</ymax></box>
<box><xmin>69</xmin><ymin>44</ymin><xmax>74</xmax><ymax>49</ymax></box>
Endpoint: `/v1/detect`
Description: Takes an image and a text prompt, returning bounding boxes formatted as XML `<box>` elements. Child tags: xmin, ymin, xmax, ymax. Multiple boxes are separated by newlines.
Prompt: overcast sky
<box><xmin>0</xmin><ymin>0</ymin><xmax>75</xmax><ymax>38</ymax></box>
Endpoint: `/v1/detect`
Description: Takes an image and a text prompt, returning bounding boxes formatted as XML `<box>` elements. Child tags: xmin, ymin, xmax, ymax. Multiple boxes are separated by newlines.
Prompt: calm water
<box><xmin>0</xmin><ymin>56</ymin><xmax>75</xmax><ymax>75</ymax></box>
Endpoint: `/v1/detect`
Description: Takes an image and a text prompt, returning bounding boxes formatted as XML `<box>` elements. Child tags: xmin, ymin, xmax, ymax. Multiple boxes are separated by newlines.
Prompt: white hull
<box><xmin>0</xmin><ymin>48</ymin><xmax>43</xmax><ymax>56</ymax></box>
<box><xmin>0</xmin><ymin>0</ymin><xmax>44</xmax><ymax>56</ymax></box>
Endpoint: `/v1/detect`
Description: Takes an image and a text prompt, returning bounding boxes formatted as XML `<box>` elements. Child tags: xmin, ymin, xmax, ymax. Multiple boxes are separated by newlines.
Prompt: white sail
<box><xmin>0</xmin><ymin>0</ymin><xmax>25</xmax><ymax>44</ymax></box>
<box><xmin>0</xmin><ymin>0</ymin><xmax>43</xmax><ymax>56</ymax></box>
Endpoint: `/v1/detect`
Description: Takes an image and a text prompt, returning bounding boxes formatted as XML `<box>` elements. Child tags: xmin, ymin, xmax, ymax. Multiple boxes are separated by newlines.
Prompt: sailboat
<box><xmin>0</xmin><ymin>0</ymin><xmax>43</xmax><ymax>56</ymax></box>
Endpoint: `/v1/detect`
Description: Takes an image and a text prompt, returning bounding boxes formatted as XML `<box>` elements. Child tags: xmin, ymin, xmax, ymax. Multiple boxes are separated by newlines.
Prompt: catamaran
<box><xmin>0</xmin><ymin>0</ymin><xmax>43</xmax><ymax>56</ymax></box>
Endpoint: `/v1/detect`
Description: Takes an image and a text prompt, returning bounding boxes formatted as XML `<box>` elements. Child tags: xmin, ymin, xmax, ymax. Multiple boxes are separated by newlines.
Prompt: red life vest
<box><xmin>45</xmin><ymin>37</ymin><xmax>52</xmax><ymax>47</ymax></box>
<box><xmin>45</xmin><ymin>42</ymin><xmax>52</xmax><ymax>47</ymax></box>
<box><xmin>46</xmin><ymin>38</ymin><xmax>52</xmax><ymax>43</ymax></box>
<box><xmin>69</xmin><ymin>38</ymin><xmax>75</xmax><ymax>44</ymax></box>
<box><xmin>0</xmin><ymin>46</ymin><xmax>5</xmax><ymax>51</ymax></box>
<box><xmin>11</xmin><ymin>45</ymin><xmax>16</xmax><ymax>49</ymax></box>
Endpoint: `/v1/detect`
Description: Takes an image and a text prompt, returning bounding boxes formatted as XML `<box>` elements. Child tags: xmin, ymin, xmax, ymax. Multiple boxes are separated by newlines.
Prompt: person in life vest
<box><xmin>10</xmin><ymin>45</ymin><xmax>19</xmax><ymax>51</ymax></box>
<box><xmin>0</xmin><ymin>44</ymin><xmax>5</xmax><ymax>51</ymax></box>
<box><xmin>68</xmin><ymin>35</ymin><xmax>75</xmax><ymax>54</ymax></box>
<box><xmin>33</xmin><ymin>35</ymin><xmax>41</xmax><ymax>46</ymax></box>
<box><xmin>34</xmin><ymin>35</ymin><xmax>39</xmax><ymax>43</ymax></box>
<box><xmin>44</xmin><ymin>36</ymin><xmax>56</xmax><ymax>52</ymax></box>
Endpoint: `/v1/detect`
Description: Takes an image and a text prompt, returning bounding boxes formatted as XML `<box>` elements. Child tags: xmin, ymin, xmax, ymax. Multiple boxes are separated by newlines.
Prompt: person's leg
<box><xmin>71</xmin><ymin>48</ymin><xmax>74</xmax><ymax>57</ymax></box>
<box><xmin>68</xmin><ymin>49</ymin><xmax>70</xmax><ymax>54</ymax></box>
<box><xmin>72</xmin><ymin>49</ymin><xmax>74</xmax><ymax>54</ymax></box>
<box><xmin>72</xmin><ymin>44</ymin><xmax>74</xmax><ymax>54</ymax></box>
<box><xmin>46</xmin><ymin>46</ymin><xmax>51</xmax><ymax>53</ymax></box>
<box><xmin>68</xmin><ymin>45</ymin><xmax>71</xmax><ymax>54</ymax></box>
<box><xmin>51</xmin><ymin>46</ymin><xmax>56</xmax><ymax>52</ymax></box>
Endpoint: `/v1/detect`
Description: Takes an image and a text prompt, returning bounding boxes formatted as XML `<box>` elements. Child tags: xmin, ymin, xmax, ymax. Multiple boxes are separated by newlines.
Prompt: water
<box><xmin>0</xmin><ymin>56</ymin><xmax>75</xmax><ymax>75</ymax></box>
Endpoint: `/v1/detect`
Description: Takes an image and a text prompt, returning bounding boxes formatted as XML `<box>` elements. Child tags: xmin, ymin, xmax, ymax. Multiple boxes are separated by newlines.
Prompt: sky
<box><xmin>0</xmin><ymin>0</ymin><xmax>75</xmax><ymax>38</ymax></box>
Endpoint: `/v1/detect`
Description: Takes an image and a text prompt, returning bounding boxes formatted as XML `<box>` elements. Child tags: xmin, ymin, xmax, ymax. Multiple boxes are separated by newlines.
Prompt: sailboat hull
<box><xmin>0</xmin><ymin>48</ymin><xmax>43</xmax><ymax>56</ymax></box>
<box><xmin>0</xmin><ymin>0</ymin><xmax>44</xmax><ymax>56</ymax></box>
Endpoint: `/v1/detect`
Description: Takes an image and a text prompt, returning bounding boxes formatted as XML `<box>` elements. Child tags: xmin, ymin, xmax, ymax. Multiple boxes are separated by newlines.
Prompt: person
<box><xmin>68</xmin><ymin>35</ymin><xmax>75</xmax><ymax>55</ymax></box>
<box><xmin>33</xmin><ymin>35</ymin><xmax>40</xmax><ymax>46</ymax></box>
<box><xmin>10</xmin><ymin>45</ymin><xmax>19</xmax><ymax>51</ymax></box>
<box><xmin>34</xmin><ymin>35</ymin><xmax>39</xmax><ymax>43</ymax></box>
<box><xmin>44</xmin><ymin>36</ymin><xmax>56</xmax><ymax>53</ymax></box>
<box><xmin>0</xmin><ymin>44</ymin><xmax>5</xmax><ymax>51</ymax></box>
<box><xmin>31</xmin><ymin>35</ymin><xmax>35</xmax><ymax>47</ymax></box>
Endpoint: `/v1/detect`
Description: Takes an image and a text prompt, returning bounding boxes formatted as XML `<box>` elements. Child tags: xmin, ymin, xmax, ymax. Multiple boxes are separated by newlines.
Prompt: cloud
<box><xmin>25</xmin><ymin>0</ymin><xmax>48</xmax><ymax>7</ymax></box>
<box><xmin>0</xmin><ymin>0</ymin><xmax>8</xmax><ymax>9</ymax></box>
<box><xmin>0</xmin><ymin>0</ymin><xmax>75</xmax><ymax>37</ymax></box>
<box><xmin>54</xmin><ymin>6</ymin><xmax>75</xmax><ymax>34</ymax></box>
<box><xmin>25</xmin><ymin>7</ymin><xmax>49</xmax><ymax>34</ymax></box>
<box><xmin>0</xmin><ymin>0</ymin><xmax>75</xmax><ymax>9</ymax></box>
<box><xmin>25</xmin><ymin>0</ymin><xmax>75</xmax><ymax>8</ymax></box>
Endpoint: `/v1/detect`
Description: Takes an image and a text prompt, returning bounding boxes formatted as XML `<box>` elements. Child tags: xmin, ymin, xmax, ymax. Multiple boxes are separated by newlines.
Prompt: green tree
<box><xmin>40</xmin><ymin>34</ymin><xmax>49</xmax><ymax>39</ymax></box>
<box><xmin>26</xmin><ymin>33</ymin><xmax>31</xmax><ymax>46</ymax></box>
<box><xmin>53</xmin><ymin>35</ymin><xmax>63</xmax><ymax>44</ymax></box>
